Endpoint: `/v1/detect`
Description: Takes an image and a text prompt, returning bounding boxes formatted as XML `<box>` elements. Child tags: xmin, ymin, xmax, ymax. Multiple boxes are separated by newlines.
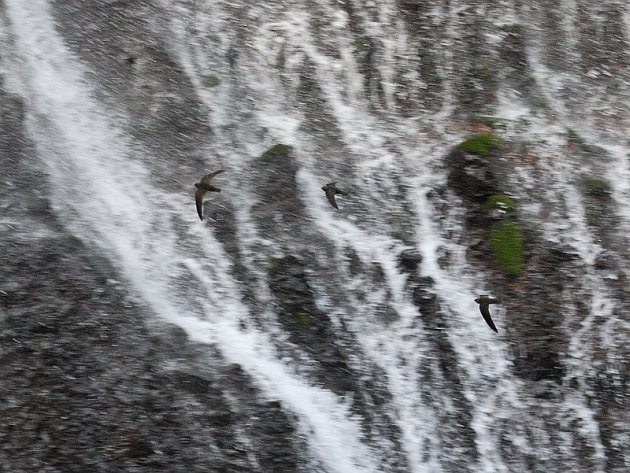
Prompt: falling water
<box><xmin>1</xmin><ymin>0</ymin><xmax>629</xmax><ymax>472</ymax></box>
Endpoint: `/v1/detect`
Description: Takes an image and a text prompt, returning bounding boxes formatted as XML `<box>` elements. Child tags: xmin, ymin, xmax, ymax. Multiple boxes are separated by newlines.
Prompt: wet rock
<box><xmin>268</xmin><ymin>255</ymin><xmax>356</xmax><ymax>395</ymax></box>
<box><xmin>582</xmin><ymin>176</ymin><xmax>612</xmax><ymax>198</ymax></box>
<box><xmin>50</xmin><ymin>0</ymin><xmax>212</xmax><ymax>160</ymax></box>
<box><xmin>594</xmin><ymin>252</ymin><xmax>619</xmax><ymax>271</ymax></box>
<box><xmin>548</xmin><ymin>246</ymin><xmax>581</xmax><ymax>263</ymax></box>
<box><xmin>250</xmin><ymin>401</ymin><xmax>299</xmax><ymax>473</ymax></box>
<box><xmin>446</xmin><ymin>147</ymin><xmax>499</xmax><ymax>202</ymax></box>
<box><xmin>346</xmin><ymin>248</ymin><xmax>363</xmax><ymax>276</ymax></box>
<box><xmin>168</xmin><ymin>371</ymin><xmax>214</xmax><ymax>397</ymax></box>
<box><xmin>114</xmin><ymin>428</ymin><xmax>154</xmax><ymax>459</ymax></box>
<box><xmin>444</xmin><ymin>140</ymin><xmax>575</xmax><ymax>383</ymax></box>
<box><xmin>498</xmin><ymin>24</ymin><xmax>537</xmax><ymax>98</ymax></box>
<box><xmin>371</xmin><ymin>262</ymin><xmax>386</xmax><ymax>284</ymax></box>
<box><xmin>465</xmin><ymin>208</ymin><xmax>493</xmax><ymax>227</ymax></box>
<box><xmin>499</xmin><ymin>25</ymin><xmax>528</xmax><ymax>72</ymax></box>
<box><xmin>594</xmin><ymin>252</ymin><xmax>621</xmax><ymax>280</ymax></box>
<box><xmin>0</xmin><ymin>91</ymin><xmax>301</xmax><ymax>472</ymax></box>
<box><xmin>251</xmin><ymin>145</ymin><xmax>305</xmax><ymax>241</ymax></box>
<box><xmin>397</xmin><ymin>248</ymin><xmax>422</xmax><ymax>274</ymax></box>
<box><xmin>530</xmin><ymin>380</ymin><xmax>561</xmax><ymax>400</ymax></box>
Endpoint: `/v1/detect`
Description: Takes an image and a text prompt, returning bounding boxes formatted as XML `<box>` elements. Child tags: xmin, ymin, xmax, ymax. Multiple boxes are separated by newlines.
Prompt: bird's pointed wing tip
<box><xmin>195</xmin><ymin>189</ymin><xmax>206</xmax><ymax>220</ymax></box>
<box><xmin>325</xmin><ymin>189</ymin><xmax>339</xmax><ymax>209</ymax></box>
<box><xmin>202</xmin><ymin>169</ymin><xmax>226</xmax><ymax>183</ymax></box>
<box><xmin>479</xmin><ymin>305</ymin><xmax>498</xmax><ymax>332</ymax></box>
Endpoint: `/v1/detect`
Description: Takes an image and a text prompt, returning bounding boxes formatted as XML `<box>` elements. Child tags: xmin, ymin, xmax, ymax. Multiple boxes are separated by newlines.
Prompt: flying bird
<box><xmin>321</xmin><ymin>182</ymin><xmax>347</xmax><ymax>209</ymax></box>
<box><xmin>195</xmin><ymin>170</ymin><xmax>225</xmax><ymax>220</ymax></box>
<box><xmin>474</xmin><ymin>295</ymin><xmax>500</xmax><ymax>332</ymax></box>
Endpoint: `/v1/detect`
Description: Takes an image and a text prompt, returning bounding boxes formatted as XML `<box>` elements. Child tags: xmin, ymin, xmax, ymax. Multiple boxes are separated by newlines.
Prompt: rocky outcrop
<box><xmin>446</xmin><ymin>146</ymin><xmax>499</xmax><ymax>203</ymax></box>
<box><xmin>267</xmin><ymin>254</ymin><xmax>410</xmax><ymax>472</ymax></box>
<box><xmin>251</xmin><ymin>145</ymin><xmax>305</xmax><ymax>243</ymax></box>
<box><xmin>0</xmin><ymin>80</ymin><xmax>304</xmax><ymax>473</ymax></box>
<box><xmin>267</xmin><ymin>255</ymin><xmax>356</xmax><ymax>395</ymax></box>
<box><xmin>445</xmin><ymin>138</ymin><xmax>571</xmax><ymax>382</ymax></box>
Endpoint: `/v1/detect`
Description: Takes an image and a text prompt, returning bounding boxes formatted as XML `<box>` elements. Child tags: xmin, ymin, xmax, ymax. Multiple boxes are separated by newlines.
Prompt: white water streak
<box><xmin>4</xmin><ymin>1</ymin><xmax>382</xmax><ymax>471</ymax></box>
<box><xmin>4</xmin><ymin>0</ymin><xmax>628</xmax><ymax>470</ymax></box>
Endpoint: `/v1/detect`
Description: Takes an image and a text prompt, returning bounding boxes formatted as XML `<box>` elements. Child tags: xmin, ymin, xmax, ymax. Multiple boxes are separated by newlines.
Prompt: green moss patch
<box><xmin>483</xmin><ymin>194</ymin><xmax>516</xmax><ymax>213</ymax></box>
<box><xmin>201</xmin><ymin>75</ymin><xmax>220</xmax><ymax>88</ymax></box>
<box><xmin>259</xmin><ymin>144</ymin><xmax>293</xmax><ymax>162</ymax></box>
<box><xmin>582</xmin><ymin>177</ymin><xmax>611</xmax><ymax>197</ymax></box>
<box><xmin>296</xmin><ymin>312</ymin><xmax>313</xmax><ymax>327</ymax></box>
<box><xmin>489</xmin><ymin>221</ymin><xmax>524</xmax><ymax>277</ymax></box>
<box><xmin>458</xmin><ymin>134</ymin><xmax>500</xmax><ymax>156</ymax></box>
<box><xmin>566</xmin><ymin>128</ymin><xmax>584</xmax><ymax>144</ymax></box>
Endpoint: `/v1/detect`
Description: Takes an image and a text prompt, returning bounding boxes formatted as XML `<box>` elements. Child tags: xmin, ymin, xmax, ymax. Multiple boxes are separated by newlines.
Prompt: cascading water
<box><xmin>1</xmin><ymin>1</ymin><xmax>628</xmax><ymax>472</ymax></box>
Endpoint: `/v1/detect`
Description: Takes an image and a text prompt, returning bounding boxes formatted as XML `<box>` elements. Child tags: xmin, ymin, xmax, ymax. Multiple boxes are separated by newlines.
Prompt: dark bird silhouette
<box><xmin>474</xmin><ymin>295</ymin><xmax>500</xmax><ymax>332</ymax></box>
<box><xmin>195</xmin><ymin>170</ymin><xmax>225</xmax><ymax>220</ymax></box>
<box><xmin>321</xmin><ymin>182</ymin><xmax>347</xmax><ymax>209</ymax></box>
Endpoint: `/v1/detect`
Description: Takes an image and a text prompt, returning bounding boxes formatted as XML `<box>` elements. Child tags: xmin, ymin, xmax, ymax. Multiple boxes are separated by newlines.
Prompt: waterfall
<box><xmin>1</xmin><ymin>0</ymin><xmax>628</xmax><ymax>472</ymax></box>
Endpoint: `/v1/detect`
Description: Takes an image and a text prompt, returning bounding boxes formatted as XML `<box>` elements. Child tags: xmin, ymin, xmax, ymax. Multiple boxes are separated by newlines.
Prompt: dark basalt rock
<box><xmin>548</xmin><ymin>246</ymin><xmax>581</xmax><ymax>263</ymax></box>
<box><xmin>594</xmin><ymin>252</ymin><xmax>619</xmax><ymax>271</ymax></box>
<box><xmin>442</xmin><ymin>140</ymin><xmax>575</xmax><ymax>383</ymax></box>
<box><xmin>397</xmin><ymin>249</ymin><xmax>422</xmax><ymax>274</ymax></box>
<box><xmin>251</xmin><ymin>145</ymin><xmax>306</xmax><ymax>242</ymax></box>
<box><xmin>446</xmin><ymin>147</ymin><xmax>499</xmax><ymax>202</ymax></box>
<box><xmin>0</xmin><ymin>78</ymin><xmax>305</xmax><ymax>473</ymax></box>
<box><xmin>267</xmin><ymin>255</ymin><xmax>355</xmax><ymax>395</ymax></box>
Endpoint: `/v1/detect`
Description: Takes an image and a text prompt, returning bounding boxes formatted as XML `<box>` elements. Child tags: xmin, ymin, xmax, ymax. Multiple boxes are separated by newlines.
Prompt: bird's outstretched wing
<box><xmin>479</xmin><ymin>304</ymin><xmax>498</xmax><ymax>332</ymax></box>
<box><xmin>201</xmin><ymin>169</ymin><xmax>225</xmax><ymax>186</ymax></box>
<box><xmin>325</xmin><ymin>187</ymin><xmax>339</xmax><ymax>209</ymax></box>
<box><xmin>195</xmin><ymin>188</ymin><xmax>207</xmax><ymax>220</ymax></box>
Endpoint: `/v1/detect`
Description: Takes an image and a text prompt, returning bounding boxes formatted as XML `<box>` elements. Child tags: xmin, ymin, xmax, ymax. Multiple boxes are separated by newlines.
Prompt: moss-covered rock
<box><xmin>259</xmin><ymin>144</ymin><xmax>293</xmax><ymax>162</ymax></box>
<box><xmin>458</xmin><ymin>134</ymin><xmax>500</xmax><ymax>157</ymax></box>
<box><xmin>483</xmin><ymin>194</ymin><xmax>516</xmax><ymax>213</ymax></box>
<box><xmin>582</xmin><ymin>177</ymin><xmax>611</xmax><ymax>197</ymax></box>
<box><xmin>296</xmin><ymin>312</ymin><xmax>313</xmax><ymax>327</ymax></box>
<box><xmin>566</xmin><ymin>128</ymin><xmax>584</xmax><ymax>145</ymax></box>
<box><xmin>201</xmin><ymin>75</ymin><xmax>220</xmax><ymax>88</ymax></box>
<box><xmin>489</xmin><ymin>221</ymin><xmax>524</xmax><ymax>277</ymax></box>
<box><xmin>446</xmin><ymin>147</ymin><xmax>499</xmax><ymax>202</ymax></box>
<box><xmin>468</xmin><ymin>63</ymin><xmax>495</xmax><ymax>82</ymax></box>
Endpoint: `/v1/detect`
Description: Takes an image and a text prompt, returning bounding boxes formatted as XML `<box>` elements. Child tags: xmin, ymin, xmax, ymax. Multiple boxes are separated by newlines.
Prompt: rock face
<box><xmin>399</xmin><ymin>251</ymin><xmax>481</xmax><ymax>469</ymax></box>
<box><xmin>2</xmin><ymin>1</ymin><xmax>630</xmax><ymax>472</ymax></box>
<box><xmin>444</xmin><ymin>135</ymin><xmax>629</xmax><ymax>470</ymax></box>
<box><xmin>267</xmin><ymin>255</ymin><xmax>409</xmax><ymax>472</ymax></box>
<box><xmin>446</xmin><ymin>141</ymin><xmax>569</xmax><ymax>381</ymax></box>
<box><xmin>0</xmin><ymin>85</ymin><xmax>305</xmax><ymax>473</ymax></box>
<box><xmin>252</xmin><ymin>145</ymin><xmax>305</xmax><ymax>242</ymax></box>
<box><xmin>446</xmin><ymin>147</ymin><xmax>499</xmax><ymax>203</ymax></box>
<box><xmin>268</xmin><ymin>255</ymin><xmax>355</xmax><ymax>394</ymax></box>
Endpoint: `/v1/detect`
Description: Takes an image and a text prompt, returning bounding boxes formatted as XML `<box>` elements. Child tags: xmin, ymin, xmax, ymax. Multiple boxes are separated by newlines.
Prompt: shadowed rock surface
<box><xmin>2</xmin><ymin>1</ymin><xmax>629</xmax><ymax>472</ymax></box>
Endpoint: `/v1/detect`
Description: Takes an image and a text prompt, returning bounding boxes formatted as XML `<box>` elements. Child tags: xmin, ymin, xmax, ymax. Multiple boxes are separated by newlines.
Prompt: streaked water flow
<box><xmin>3</xmin><ymin>1</ymin><xmax>384</xmax><ymax>471</ymax></box>
<box><xmin>2</xmin><ymin>0</ymin><xmax>629</xmax><ymax>471</ymax></box>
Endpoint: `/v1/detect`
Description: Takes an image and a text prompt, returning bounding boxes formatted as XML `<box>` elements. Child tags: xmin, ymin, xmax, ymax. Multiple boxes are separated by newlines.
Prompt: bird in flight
<box><xmin>321</xmin><ymin>182</ymin><xmax>347</xmax><ymax>209</ymax></box>
<box><xmin>474</xmin><ymin>295</ymin><xmax>500</xmax><ymax>332</ymax></box>
<box><xmin>195</xmin><ymin>170</ymin><xmax>225</xmax><ymax>220</ymax></box>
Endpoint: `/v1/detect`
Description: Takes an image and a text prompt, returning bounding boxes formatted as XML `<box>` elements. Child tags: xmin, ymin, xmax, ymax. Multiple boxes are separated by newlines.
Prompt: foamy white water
<box><xmin>3</xmin><ymin>1</ymin><xmax>385</xmax><ymax>471</ymax></box>
<box><xmin>2</xmin><ymin>0</ymin><xmax>629</xmax><ymax>471</ymax></box>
